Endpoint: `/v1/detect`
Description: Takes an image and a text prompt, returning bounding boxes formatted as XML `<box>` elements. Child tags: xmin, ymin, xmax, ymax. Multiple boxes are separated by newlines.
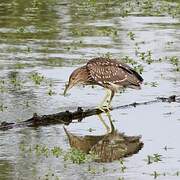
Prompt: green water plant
<box><xmin>122</xmin><ymin>56</ymin><xmax>144</xmax><ymax>74</ymax></box>
<box><xmin>9</xmin><ymin>73</ymin><xmax>22</xmax><ymax>89</ymax></box>
<box><xmin>102</xmin><ymin>52</ymin><xmax>113</xmax><ymax>59</ymax></box>
<box><xmin>101</xmin><ymin>28</ymin><xmax>118</xmax><ymax>37</ymax></box>
<box><xmin>169</xmin><ymin>56</ymin><xmax>180</xmax><ymax>71</ymax></box>
<box><xmin>137</xmin><ymin>50</ymin><xmax>154</xmax><ymax>64</ymax></box>
<box><xmin>127</xmin><ymin>32</ymin><xmax>135</xmax><ymax>40</ymax></box>
<box><xmin>133</xmin><ymin>64</ymin><xmax>144</xmax><ymax>74</ymax></box>
<box><xmin>48</xmin><ymin>89</ymin><xmax>56</xmax><ymax>96</ymax></box>
<box><xmin>146</xmin><ymin>153</ymin><xmax>162</xmax><ymax>164</ymax></box>
<box><xmin>119</xmin><ymin>159</ymin><xmax>126</xmax><ymax>173</ymax></box>
<box><xmin>34</xmin><ymin>144</ymin><xmax>49</xmax><ymax>157</ymax></box>
<box><xmin>151</xmin><ymin>171</ymin><xmax>161</xmax><ymax>179</ymax></box>
<box><xmin>29</xmin><ymin>72</ymin><xmax>44</xmax><ymax>85</ymax></box>
<box><xmin>150</xmin><ymin>81</ymin><xmax>158</xmax><ymax>87</ymax></box>
<box><xmin>87</xmin><ymin>164</ymin><xmax>97</xmax><ymax>174</ymax></box>
<box><xmin>118</xmin><ymin>177</ymin><xmax>125</xmax><ymax>180</ymax></box>
<box><xmin>0</xmin><ymin>80</ymin><xmax>6</xmax><ymax>93</ymax></box>
<box><xmin>64</xmin><ymin>148</ymin><xmax>97</xmax><ymax>164</ymax></box>
<box><xmin>17</xmin><ymin>27</ymin><xmax>25</xmax><ymax>33</ymax></box>
<box><xmin>0</xmin><ymin>103</ymin><xmax>7</xmax><ymax>112</ymax></box>
<box><xmin>64</xmin><ymin>148</ymin><xmax>92</xmax><ymax>164</ymax></box>
<box><xmin>51</xmin><ymin>146</ymin><xmax>63</xmax><ymax>158</ymax></box>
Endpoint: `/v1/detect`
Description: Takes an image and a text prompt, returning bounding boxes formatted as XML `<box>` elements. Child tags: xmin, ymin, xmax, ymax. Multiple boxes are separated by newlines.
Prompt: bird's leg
<box><xmin>100</xmin><ymin>89</ymin><xmax>110</xmax><ymax>106</ymax></box>
<box><xmin>97</xmin><ymin>89</ymin><xmax>112</xmax><ymax>112</ymax></box>
<box><xmin>105</xmin><ymin>111</ymin><xmax>115</xmax><ymax>133</ymax></box>
<box><xmin>107</xmin><ymin>89</ymin><xmax>114</xmax><ymax>108</ymax></box>
<box><xmin>97</xmin><ymin>114</ymin><xmax>110</xmax><ymax>133</ymax></box>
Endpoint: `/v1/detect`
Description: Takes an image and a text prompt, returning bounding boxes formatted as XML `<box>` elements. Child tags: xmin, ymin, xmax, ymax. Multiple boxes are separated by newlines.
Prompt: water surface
<box><xmin>0</xmin><ymin>0</ymin><xmax>180</xmax><ymax>179</ymax></box>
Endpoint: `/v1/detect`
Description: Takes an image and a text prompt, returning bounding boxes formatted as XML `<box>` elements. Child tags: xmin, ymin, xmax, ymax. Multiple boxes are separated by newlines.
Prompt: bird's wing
<box><xmin>87</xmin><ymin>57</ymin><xmax>143</xmax><ymax>87</ymax></box>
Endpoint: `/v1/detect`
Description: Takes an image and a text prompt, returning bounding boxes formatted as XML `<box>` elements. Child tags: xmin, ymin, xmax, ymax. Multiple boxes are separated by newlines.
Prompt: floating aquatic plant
<box><xmin>0</xmin><ymin>103</ymin><xmax>8</xmax><ymax>112</ymax></box>
<box><xmin>146</xmin><ymin>153</ymin><xmax>163</xmax><ymax>164</ymax></box>
<box><xmin>29</xmin><ymin>72</ymin><xmax>44</xmax><ymax>85</ymax></box>
<box><xmin>51</xmin><ymin>146</ymin><xmax>63</xmax><ymax>158</ymax></box>
<box><xmin>64</xmin><ymin>148</ymin><xmax>94</xmax><ymax>164</ymax></box>
<box><xmin>127</xmin><ymin>31</ymin><xmax>135</xmax><ymax>40</ymax></box>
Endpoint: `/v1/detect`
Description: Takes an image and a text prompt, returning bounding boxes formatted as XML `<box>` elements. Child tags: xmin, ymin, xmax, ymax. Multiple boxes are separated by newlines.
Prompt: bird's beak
<box><xmin>63</xmin><ymin>83</ymin><xmax>73</xmax><ymax>96</ymax></box>
<box><xmin>63</xmin><ymin>84</ymin><xmax>69</xmax><ymax>96</ymax></box>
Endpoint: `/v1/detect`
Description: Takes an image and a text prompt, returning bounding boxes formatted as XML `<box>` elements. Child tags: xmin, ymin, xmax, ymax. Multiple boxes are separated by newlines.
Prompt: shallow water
<box><xmin>0</xmin><ymin>0</ymin><xmax>180</xmax><ymax>180</ymax></box>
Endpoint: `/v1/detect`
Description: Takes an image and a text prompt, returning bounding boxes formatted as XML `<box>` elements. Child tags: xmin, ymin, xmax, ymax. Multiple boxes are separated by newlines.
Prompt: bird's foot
<box><xmin>97</xmin><ymin>104</ymin><xmax>112</xmax><ymax>113</ymax></box>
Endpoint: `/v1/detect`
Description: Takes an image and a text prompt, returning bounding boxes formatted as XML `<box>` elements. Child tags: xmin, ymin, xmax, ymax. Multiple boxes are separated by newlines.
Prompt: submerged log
<box><xmin>0</xmin><ymin>95</ymin><xmax>179</xmax><ymax>131</ymax></box>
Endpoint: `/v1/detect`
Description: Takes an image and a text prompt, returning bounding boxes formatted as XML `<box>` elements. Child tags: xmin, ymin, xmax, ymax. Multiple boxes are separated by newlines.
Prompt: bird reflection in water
<box><xmin>64</xmin><ymin>112</ymin><xmax>143</xmax><ymax>163</ymax></box>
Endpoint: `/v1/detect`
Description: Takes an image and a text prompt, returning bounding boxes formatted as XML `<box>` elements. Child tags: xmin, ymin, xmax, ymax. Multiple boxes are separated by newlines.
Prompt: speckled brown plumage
<box><xmin>86</xmin><ymin>57</ymin><xmax>143</xmax><ymax>91</ymax></box>
<box><xmin>64</xmin><ymin>57</ymin><xmax>143</xmax><ymax>109</ymax></box>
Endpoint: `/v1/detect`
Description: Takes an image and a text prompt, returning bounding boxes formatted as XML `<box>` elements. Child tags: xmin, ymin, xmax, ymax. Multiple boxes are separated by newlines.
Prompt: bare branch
<box><xmin>0</xmin><ymin>95</ymin><xmax>179</xmax><ymax>131</ymax></box>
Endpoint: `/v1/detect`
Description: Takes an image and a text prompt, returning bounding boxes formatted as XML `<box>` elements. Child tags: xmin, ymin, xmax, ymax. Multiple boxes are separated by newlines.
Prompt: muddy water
<box><xmin>0</xmin><ymin>0</ymin><xmax>180</xmax><ymax>180</ymax></box>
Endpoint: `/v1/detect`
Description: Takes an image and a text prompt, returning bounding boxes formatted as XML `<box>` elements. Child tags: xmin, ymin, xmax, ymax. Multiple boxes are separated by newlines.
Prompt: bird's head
<box><xmin>63</xmin><ymin>67</ymin><xmax>86</xmax><ymax>96</ymax></box>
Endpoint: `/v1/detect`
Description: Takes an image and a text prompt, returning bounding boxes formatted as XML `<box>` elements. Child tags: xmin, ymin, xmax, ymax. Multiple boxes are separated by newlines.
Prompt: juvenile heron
<box><xmin>64</xmin><ymin>57</ymin><xmax>143</xmax><ymax>110</ymax></box>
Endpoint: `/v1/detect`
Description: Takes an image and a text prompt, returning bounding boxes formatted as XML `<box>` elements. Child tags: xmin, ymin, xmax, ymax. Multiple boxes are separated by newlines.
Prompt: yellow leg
<box><xmin>99</xmin><ymin>89</ymin><xmax>110</xmax><ymax>106</ymax></box>
<box><xmin>97</xmin><ymin>89</ymin><xmax>112</xmax><ymax>112</ymax></box>
<box><xmin>97</xmin><ymin>114</ymin><xmax>110</xmax><ymax>133</ymax></box>
<box><xmin>105</xmin><ymin>111</ymin><xmax>115</xmax><ymax>133</ymax></box>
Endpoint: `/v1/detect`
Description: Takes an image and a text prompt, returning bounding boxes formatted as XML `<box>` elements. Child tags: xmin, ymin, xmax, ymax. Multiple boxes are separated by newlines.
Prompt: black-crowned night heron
<box><xmin>64</xmin><ymin>57</ymin><xmax>143</xmax><ymax>110</ymax></box>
